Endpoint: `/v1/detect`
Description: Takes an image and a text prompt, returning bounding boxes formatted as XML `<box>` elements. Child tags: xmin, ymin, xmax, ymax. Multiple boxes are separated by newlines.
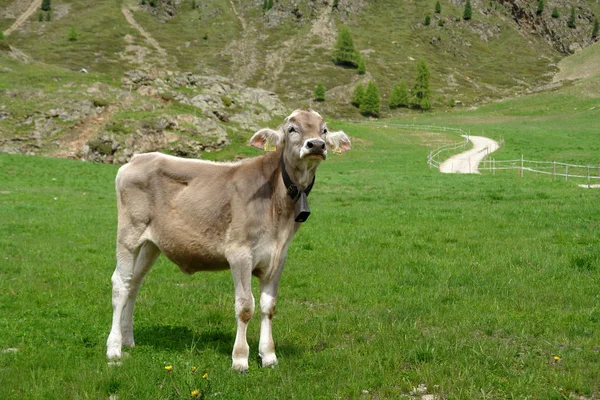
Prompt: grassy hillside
<box><xmin>1</xmin><ymin>0</ymin><xmax>597</xmax><ymax>113</ymax></box>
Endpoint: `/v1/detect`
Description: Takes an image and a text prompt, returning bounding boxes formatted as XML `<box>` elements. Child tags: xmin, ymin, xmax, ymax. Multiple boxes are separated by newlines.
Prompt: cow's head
<box><xmin>249</xmin><ymin>109</ymin><xmax>351</xmax><ymax>167</ymax></box>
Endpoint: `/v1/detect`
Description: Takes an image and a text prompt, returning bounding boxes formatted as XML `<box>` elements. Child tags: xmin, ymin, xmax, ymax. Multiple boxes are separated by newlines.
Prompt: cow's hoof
<box><xmin>261</xmin><ymin>354</ymin><xmax>278</xmax><ymax>368</ymax></box>
<box><xmin>232</xmin><ymin>359</ymin><xmax>249</xmax><ymax>374</ymax></box>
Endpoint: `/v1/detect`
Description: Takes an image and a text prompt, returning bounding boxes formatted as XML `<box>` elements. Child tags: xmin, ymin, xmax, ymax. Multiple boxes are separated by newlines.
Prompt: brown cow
<box><xmin>106</xmin><ymin>109</ymin><xmax>351</xmax><ymax>372</ymax></box>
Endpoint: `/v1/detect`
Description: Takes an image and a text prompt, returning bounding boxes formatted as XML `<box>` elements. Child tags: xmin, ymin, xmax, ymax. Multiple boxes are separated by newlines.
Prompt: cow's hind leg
<box><xmin>121</xmin><ymin>241</ymin><xmax>160</xmax><ymax>348</ymax></box>
<box><xmin>229</xmin><ymin>252</ymin><xmax>254</xmax><ymax>373</ymax></box>
<box><xmin>106</xmin><ymin>240</ymin><xmax>159</xmax><ymax>360</ymax></box>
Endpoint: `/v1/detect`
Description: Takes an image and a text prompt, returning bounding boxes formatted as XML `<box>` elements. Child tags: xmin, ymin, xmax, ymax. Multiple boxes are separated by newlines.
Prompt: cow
<box><xmin>106</xmin><ymin>109</ymin><xmax>351</xmax><ymax>372</ymax></box>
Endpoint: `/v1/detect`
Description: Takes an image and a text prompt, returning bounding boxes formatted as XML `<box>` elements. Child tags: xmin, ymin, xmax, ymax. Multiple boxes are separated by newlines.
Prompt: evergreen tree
<box><xmin>463</xmin><ymin>0</ymin><xmax>472</xmax><ymax>20</ymax></box>
<box><xmin>435</xmin><ymin>1</ymin><xmax>441</xmax><ymax>14</ymax></box>
<box><xmin>357</xmin><ymin>56</ymin><xmax>366</xmax><ymax>74</ymax></box>
<box><xmin>412</xmin><ymin>59</ymin><xmax>432</xmax><ymax>111</ymax></box>
<box><xmin>592</xmin><ymin>18</ymin><xmax>599</xmax><ymax>39</ymax></box>
<box><xmin>567</xmin><ymin>6</ymin><xmax>575</xmax><ymax>28</ymax></box>
<box><xmin>425</xmin><ymin>15</ymin><xmax>431</xmax><ymax>25</ymax></box>
<box><xmin>332</xmin><ymin>0</ymin><xmax>339</xmax><ymax>10</ymax></box>
<box><xmin>351</xmin><ymin>84</ymin><xmax>365</xmax><ymax>107</ymax></box>
<box><xmin>536</xmin><ymin>0</ymin><xmax>544</xmax><ymax>16</ymax></box>
<box><xmin>551</xmin><ymin>7</ymin><xmax>559</xmax><ymax>18</ymax></box>
<box><xmin>192</xmin><ymin>0</ymin><xmax>196</xmax><ymax>9</ymax></box>
<box><xmin>314</xmin><ymin>82</ymin><xmax>325</xmax><ymax>102</ymax></box>
<box><xmin>41</xmin><ymin>0</ymin><xmax>51</xmax><ymax>11</ymax></box>
<box><xmin>360</xmin><ymin>81</ymin><xmax>380</xmax><ymax>117</ymax></box>
<box><xmin>332</xmin><ymin>26</ymin><xmax>359</xmax><ymax>67</ymax></box>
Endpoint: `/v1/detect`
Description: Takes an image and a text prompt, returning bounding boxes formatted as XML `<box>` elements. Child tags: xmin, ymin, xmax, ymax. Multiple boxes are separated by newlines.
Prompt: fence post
<box><xmin>521</xmin><ymin>155</ymin><xmax>524</xmax><ymax>177</ymax></box>
<box><xmin>565</xmin><ymin>165</ymin><xmax>569</xmax><ymax>181</ymax></box>
<box><xmin>553</xmin><ymin>161</ymin><xmax>556</xmax><ymax>181</ymax></box>
<box><xmin>587</xmin><ymin>165</ymin><xmax>591</xmax><ymax>188</ymax></box>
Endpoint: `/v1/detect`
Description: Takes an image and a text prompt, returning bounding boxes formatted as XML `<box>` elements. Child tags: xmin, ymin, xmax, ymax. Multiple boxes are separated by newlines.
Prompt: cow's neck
<box><xmin>280</xmin><ymin>153</ymin><xmax>318</xmax><ymax>198</ymax></box>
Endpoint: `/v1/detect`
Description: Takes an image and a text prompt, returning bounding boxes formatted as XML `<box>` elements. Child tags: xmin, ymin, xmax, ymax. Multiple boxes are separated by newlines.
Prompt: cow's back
<box><xmin>115</xmin><ymin>152</ymin><xmax>273</xmax><ymax>273</ymax></box>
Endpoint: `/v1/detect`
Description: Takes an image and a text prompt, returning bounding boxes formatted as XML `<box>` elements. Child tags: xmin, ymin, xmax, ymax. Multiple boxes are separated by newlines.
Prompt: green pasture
<box><xmin>1</xmin><ymin>101</ymin><xmax>599</xmax><ymax>398</ymax></box>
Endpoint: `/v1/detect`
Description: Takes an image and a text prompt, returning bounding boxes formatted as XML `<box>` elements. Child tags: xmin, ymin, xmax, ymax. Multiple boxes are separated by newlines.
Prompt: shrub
<box><xmin>435</xmin><ymin>0</ymin><xmax>441</xmax><ymax>14</ymax></box>
<box><xmin>551</xmin><ymin>7</ymin><xmax>559</xmax><ymax>18</ymax></box>
<box><xmin>593</xmin><ymin>18</ymin><xmax>599</xmax><ymax>39</ymax></box>
<box><xmin>438</xmin><ymin>18</ymin><xmax>445</xmax><ymax>26</ymax></box>
<box><xmin>314</xmin><ymin>82</ymin><xmax>325</xmax><ymax>102</ymax></box>
<box><xmin>389</xmin><ymin>81</ymin><xmax>409</xmax><ymax>109</ymax></box>
<box><xmin>332</xmin><ymin>26</ymin><xmax>360</xmax><ymax>68</ymax></box>
<box><xmin>357</xmin><ymin>56</ymin><xmax>366</xmax><ymax>74</ymax></box>
<box><xmin>463</xmin><ymin>0</ymin><xmax>472</xmax><ymax>20</ymax></box>
<box><xmin>567</xmin><ymin>7</ymin><xmax>575</xmax><ymax>28</ymax></box>
<box><xmin>351</xmin><ymin>84</ymin><xmax>365</xmax><ymax>107</ymax></box>
<box><xmin>425</xmin><ymin>15</ymin><xmax>431</xmax><ymax>26</ymax></box>
<box><xmin>536</xmin><ymin>0</ymin><xmax>544</xmax><ymax>16</ymax></box>
<box><xmin>360</xmin><ymin>81</ymin><xmax>380</xmax><ymax>117</ymax></box>
<box><xmin>191</xmin><ymin>0</ymin><xmax>196</xmax><ymax>9</ymax></box>
<box><xmin>41</xmin><ymin>0</ymin><xmax>51</xmax><ymax>11</ymax></box>
<box><xmin>46</xmin><ymin>11</ymin><xmax>51</xmax><ymax>22</ymax></box>
<box><xmin>67</xmin><ymin>26</ymin><xmax>78</xmax><ymax>41</ymax></box>
<box><xmin>38</xmin><ymin>12</ymin><xmax>44</xmax><ymax>22</ymax></box>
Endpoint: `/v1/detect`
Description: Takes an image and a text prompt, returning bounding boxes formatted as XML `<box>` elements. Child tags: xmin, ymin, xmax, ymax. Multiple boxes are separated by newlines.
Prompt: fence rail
<box><xmin>480</xmin><ymin>156</ymin><xmax>600</xmax><ymax>187</ymax></box>
<box><xmin>353</xmin><ymin>121</ymin><xmax>599</xmax><ymax>187</ymax></box>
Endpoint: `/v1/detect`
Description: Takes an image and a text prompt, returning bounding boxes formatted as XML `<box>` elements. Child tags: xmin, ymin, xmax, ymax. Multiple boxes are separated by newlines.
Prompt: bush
<box><xmin>41</xmin><ymin>0</ymin><xmax>51</xmax><ymax>11</ymax></box>
<box><xmin>593</xmin><ymin>18</ymin><xmax>599</xmax><ymax>39</ymax></box>
<box><xmin>567</xmin><ymin>7</ymin><xmax>575</xmax><ymax>28</ymax></box>
<box><xmin>360</xmin><ymin>81</ymin><xmax>380</xmax><ymax>117</ymax></box>
<box><xmin>351</xmin><ymin>84</ymin><xmax>365</xmax><ymax>107</ymax></box>
<box><xmin>435</xmin><ymin>0</ymin><xmax>441</xmax><ymax>14</ymax></box>
<box><xmin>438</xmin><ymin>18</ymin><xmax>445</xmax><ymax>26</ymax></box>
<box><xmin>389</xmin><ymin>81</ymin><xmax>409</xmax><ymax>109</ymax></box>
<box><xmin>67</xmin><ymin>26</ymin><xmax>78</xmax><ymax>41</ymax></box>
<box><xmin>536</xmin><ymin>0</ymin><xmax>544</xmax><ymax>16</ymax></box>
<box><xmin>38</xmin><ymin>12</ymin><xmax>43</xmax><ymax>22</ymax></box>
<box><xmin>463</xmin><ymin>0</ymin><xmax>472</xmax><ymax>20</ymax></box>
<box><xmin>425</xmin><ymin>15</ymin><xmax>431</xmax><ymax>26</ymax></box>
<box><xmin>314</xmin><ymin>82</ymin><xmax>325</xmax><ymax>102</ymax></box>
<box><xmin>46</xmin><ymin>11</ymin><xmax>51</xmax><ymax>22</ymax></box>
<box><xmin>551</xmin><ymin>7</ymin><xmax>559</xmax><ymax>18</ymax></box>
<box><xmin>357</xmin><ymin>57</ymin><xmax>366</xmax><ymax>74</ymax></box>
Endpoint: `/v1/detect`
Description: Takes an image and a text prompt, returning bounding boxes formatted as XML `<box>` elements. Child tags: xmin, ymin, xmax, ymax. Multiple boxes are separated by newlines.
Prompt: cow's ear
<box><xmin>325</xmin><ymin>131</ymin><xmax>351</xmax><ymax>154</ymax></box>
<box><xmin>249</xmin><ymin>128</ymin><xmax>282</xmax><ymax>151</ymax></box>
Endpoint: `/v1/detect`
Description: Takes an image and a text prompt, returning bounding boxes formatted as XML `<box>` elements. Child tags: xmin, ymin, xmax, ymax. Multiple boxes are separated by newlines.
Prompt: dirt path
<box><xmin>439</xmin><ymin>136</ymin><xmax>500</xmax><ymax>174</ymax></box>
<box><xmin>3</xmin><ymin>0</ymin><xmax>42</xmax><ymax>36</ymax></box>
<box><xmin>121</xmin><ymin>8</ymin><xmax>168</xmax><ymax>64</ymax></box>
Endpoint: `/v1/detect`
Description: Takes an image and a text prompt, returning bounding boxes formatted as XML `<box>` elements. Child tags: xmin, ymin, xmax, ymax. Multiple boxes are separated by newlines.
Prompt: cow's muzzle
<box><xmin>301</xmin><ymin>139</ymin><xmax>327</xmax><ymax>159</ymax></box>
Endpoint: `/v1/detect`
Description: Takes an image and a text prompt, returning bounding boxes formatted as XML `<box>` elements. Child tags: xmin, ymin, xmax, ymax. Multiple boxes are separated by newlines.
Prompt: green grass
<box><xmin>2</xmin><ymin>104</ymin><xmax>600</xmax><ymax>398</ymax></box>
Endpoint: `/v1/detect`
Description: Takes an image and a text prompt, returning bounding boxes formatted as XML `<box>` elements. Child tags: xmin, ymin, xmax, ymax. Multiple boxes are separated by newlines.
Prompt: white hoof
<box><xmin>260</xmin><ymin>354</ymin><xmax>278</xmax><ymax>368</ymax></box>
<box><xmin>232</xmin><ymin>358</ymin><xmax>249</xmax><ymax>373</ymax></box>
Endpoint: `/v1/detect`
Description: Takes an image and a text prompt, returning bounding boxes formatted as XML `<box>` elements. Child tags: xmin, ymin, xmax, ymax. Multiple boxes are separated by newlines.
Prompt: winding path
<box><xmin>439</xmin><ymin>135</ymin><xmax>500</xmax><ymax>174</ymax></box>
<box><xmin>3</xmin><ymin>0</ymin><xmax>42</xmax><ymax>37</ymax></box>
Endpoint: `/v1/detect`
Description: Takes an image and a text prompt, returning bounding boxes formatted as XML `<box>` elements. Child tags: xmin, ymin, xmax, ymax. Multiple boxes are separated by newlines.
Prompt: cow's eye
<box><xmin>323</xmin><ymin>128</ymin><xmax>328</xmax><ymax>135</ymax></box>
<box><xmin>288</xmin><ymin>126</ymin><xmax>297</xmax><ymax>134</ymax></box>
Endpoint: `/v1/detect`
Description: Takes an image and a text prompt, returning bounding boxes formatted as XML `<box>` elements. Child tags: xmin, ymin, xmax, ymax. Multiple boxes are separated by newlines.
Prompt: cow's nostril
<box><xmin>307</xmin><ymin>141</ymin><xmax>313</xmax><ymax>149</ymax></box>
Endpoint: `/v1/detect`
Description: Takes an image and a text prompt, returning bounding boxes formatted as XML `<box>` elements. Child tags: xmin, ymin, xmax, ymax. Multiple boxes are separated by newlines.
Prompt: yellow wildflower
<box><xmin>165</xmin><ymin>365</ymin><xmax>173</xmax><ymax>372</ymax></box>
<box><xmin>191</xmin><ymin>366</ymin><xmax>197</xmax><ymax>373</ymax></box>
<box><xmin>191</xmin><ymin>389</ymin><xmax>200</xmax><ymax>397</ymax></box>
<box><xmin>202</xmin><ymin>373</ymin><xmax>208</xmax><ymax>379</ymax></box>
<box><xmin>553</xmin><ymin>356</ymin><xmax>561</xmax><ymax>362</ymax></box>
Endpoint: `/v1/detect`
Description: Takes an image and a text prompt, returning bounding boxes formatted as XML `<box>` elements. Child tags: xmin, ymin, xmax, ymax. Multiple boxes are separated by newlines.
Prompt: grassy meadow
<box><xmin>2</xmin><ymin>82</ymin><xmax>600</xmax><ymax>398</ymax></box>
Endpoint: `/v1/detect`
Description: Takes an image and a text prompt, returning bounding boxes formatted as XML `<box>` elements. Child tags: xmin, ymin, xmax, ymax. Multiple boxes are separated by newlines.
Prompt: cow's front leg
<box><xmin>259</xmin><ymin>278</ymin><xmax>280</xmax><ymax>368</ymax></box>
<box><xmin>230</xmin><ymin>255</ymin><xmax>254</xmax><ymax>373</ymax></box>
